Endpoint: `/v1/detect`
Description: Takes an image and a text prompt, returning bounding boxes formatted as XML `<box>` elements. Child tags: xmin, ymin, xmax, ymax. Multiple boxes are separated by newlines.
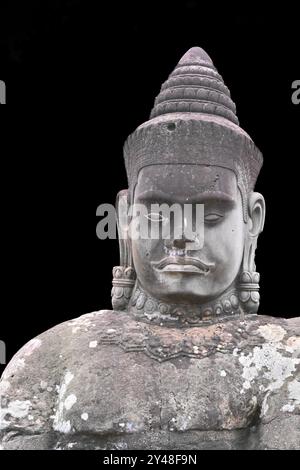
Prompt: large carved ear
<box><xmin>248</xmin><ymin>192</ymin><xmax>266</xmax><ymax>238</ymax></box>
<box><xmin>111</xmin><ymin>190</ymin><xmax>136</xmax><ymax>311</ymax></box>
<box><xmin>239</xmin><ymin>192</ymin><xmax>266</xmax><ymax>315</ymax></box>
<box><xmin>242</xmin><ymin>192</ymin><xmax>266</xmax><ymax>272</ymax></box>
<box><xmin>115</xmin><ymin>189</ymin><xmax>133</xmax><ymax>267</ymax></box>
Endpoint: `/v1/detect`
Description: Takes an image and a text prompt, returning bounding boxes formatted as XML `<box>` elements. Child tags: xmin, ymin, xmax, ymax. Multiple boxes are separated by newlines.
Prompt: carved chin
<box><xmin>138</xmin><ymin>269</ymin><xmax>234</xmax><ymax>304</ymax></box>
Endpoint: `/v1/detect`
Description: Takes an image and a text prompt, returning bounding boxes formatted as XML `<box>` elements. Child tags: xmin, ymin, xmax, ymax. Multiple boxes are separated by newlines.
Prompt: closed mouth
<box><xmin>151</xmin><ymin>256</ymin><xmax>214</xmax><ymax>275</ymax></box>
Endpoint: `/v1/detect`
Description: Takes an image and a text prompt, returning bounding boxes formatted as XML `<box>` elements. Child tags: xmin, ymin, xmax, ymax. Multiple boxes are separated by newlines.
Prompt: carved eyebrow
<box><xmin>135</xmin><ymin>190</ymin><xmax>176</xmax><ymax>203</ymax></box>
<box><xmin>135</xmin><ymin>190</ymin><xmax>235</xmax><ymax>205</ymax></box>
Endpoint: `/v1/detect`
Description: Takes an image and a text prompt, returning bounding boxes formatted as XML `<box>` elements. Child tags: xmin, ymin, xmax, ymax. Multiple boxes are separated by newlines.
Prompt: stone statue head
<box><xmin>111</xmin><ymin>47</ymin><xmax>265</xmax><ymax>325</ymax></box>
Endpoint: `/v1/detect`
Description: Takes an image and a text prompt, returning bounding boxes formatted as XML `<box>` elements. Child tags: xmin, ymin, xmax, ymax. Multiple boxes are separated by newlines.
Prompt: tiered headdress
<box><xmin>123</xmin><ymin>47</ymin><xmax>263</xmax><ymax>220</ymax></box>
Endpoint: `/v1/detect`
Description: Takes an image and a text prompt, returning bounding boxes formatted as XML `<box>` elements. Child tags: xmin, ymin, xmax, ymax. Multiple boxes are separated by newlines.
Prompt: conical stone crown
<box><xmin>150</xmin><ymin>47</ymin><xmax>238</xmax><ymax>125</ymax></box>
<box><xmin>124</xmin><ymin>46</ymin><xmax>263</xmax><ymax>222</ymax></box>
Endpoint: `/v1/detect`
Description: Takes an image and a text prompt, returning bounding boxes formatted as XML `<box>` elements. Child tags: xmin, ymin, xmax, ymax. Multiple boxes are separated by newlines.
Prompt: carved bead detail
<box><xmin>238</xmin><ymin>271</ymin><xmax>260</xmax><ymax>314</ymax></box>
<box><xmin>136</xmin><ymin>293</ymin><xmax>146</xmax><ymax>310</ymax></box>
<box><xmin>129</xmin><ymin>282</ymin><xmax>247</xmax><ymax>325</ymax></box>
<box><xmin>202</xmin><ymin>308</ymin><xmax>213</xmax><ymax>319</ymax></box>
<box><xmin>241</xmin><ymin>271</ymin><xmax>252</xmax><ymax>284</ymax></box>
<box><xmin>111</xmin><ymin>266</ymin><xmax>136</xmax><ymax>311</ymax></box>
<box><xmin>159</xmin><ymin>303</ymin><xmax>170</xmax><ymax>314</ymax></box>
<box><xmin>239</xmin><ymin>291</ymin><xmax>251</xmax><ymax>303</ymax></box>
<box><xmin>131</xmin><ymin>289</ymin><xmax>140</xmax><ymax>306</ymax></box>
<box><xmin>114</xmin><ymin>287</ymin><xmax>123</xmax><ymax>299</ymax></box>
<box><xmin>230</xmin><ymin>294</ymin><xmax>239</xmax><ymax>309</ymax></box>
<box><xmin>251</xmin><ymin>291</ymin><xmax>260</xmax><ymax>303</ymax></box>
<box><xmin>222</xmin><ymin>299</ymin><xmax>232</xmax><ymax>313</ymax></box>
<box><xmin>144</xmin><ymin>299</ymin><xmax>155</xmax><ymax>313</ymax></box>
<box><xmin>214</xmin><ymin>305</ymin><xmax>222</xmax><ymax>315</ymax></box>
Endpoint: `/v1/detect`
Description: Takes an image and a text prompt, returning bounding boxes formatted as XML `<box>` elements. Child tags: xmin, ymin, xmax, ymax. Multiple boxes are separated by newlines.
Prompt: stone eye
<box><xmin>204</xmin><ymin>213</ymin><xmax>223</xmax><ymax>223</ymax></box>
<box><xmin>145</xmin><ymin>212</ymin><xmax>168</xmax><ymax>223</ymax></box>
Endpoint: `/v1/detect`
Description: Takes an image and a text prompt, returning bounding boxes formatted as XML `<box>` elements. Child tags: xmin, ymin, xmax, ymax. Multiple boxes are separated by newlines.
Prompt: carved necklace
<box><xmin>128</xmin><ymin>281</ymin><xmax>244</xmax><ymax>326</ymax></box>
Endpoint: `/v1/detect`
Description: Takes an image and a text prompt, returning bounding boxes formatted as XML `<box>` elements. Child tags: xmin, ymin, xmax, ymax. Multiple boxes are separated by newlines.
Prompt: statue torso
<box><xmin>1</xmin><ymin>310</ymin><xmax>299</xmax><ymax>450</ymax></box>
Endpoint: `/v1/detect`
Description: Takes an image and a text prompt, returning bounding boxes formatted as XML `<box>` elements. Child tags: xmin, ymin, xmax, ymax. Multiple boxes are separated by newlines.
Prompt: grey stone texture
<box><xmin>1</xmin><ymin>311</ymin><xmax>299</xmax><ymax>449</ymax></box>
<box><xmin>1</xmin><ymin>46</ymin><xmax>299</xmax><ymax>450</ymax></box>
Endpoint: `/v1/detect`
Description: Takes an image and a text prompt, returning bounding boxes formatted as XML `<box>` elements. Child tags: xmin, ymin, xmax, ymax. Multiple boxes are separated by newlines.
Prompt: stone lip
<box><xmin>0</xmin><ymin>310</ymin><xmax>299</xmax><ymax>450</ymax></box>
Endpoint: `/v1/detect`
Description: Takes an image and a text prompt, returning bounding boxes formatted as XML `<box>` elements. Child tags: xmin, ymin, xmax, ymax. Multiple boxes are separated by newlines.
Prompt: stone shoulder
<box><xmin>1</xmin><ymin>309</ymin><xmax>116</xmax><ymax>386</ymax></box>
<box><xmin>253</xmin><ymin>316</ymin><xmax>300</xmax><ymax>449</ymax></box>
<box><xmin>0</xmin><ymin>312</ymin><xmax>299</xmax><ymax>449</ymax></box>
<box><xmin>0</xmin><ymin>309</ymin><xmax>114</xmax><ymax>447</ymax></box>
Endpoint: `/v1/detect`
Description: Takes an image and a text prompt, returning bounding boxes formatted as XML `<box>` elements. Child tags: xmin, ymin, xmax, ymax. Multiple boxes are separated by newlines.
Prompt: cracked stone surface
<box><xmin>0</xmin><ymin>310</ymin><xmax>299</xmax><ymax>449</ymax></box>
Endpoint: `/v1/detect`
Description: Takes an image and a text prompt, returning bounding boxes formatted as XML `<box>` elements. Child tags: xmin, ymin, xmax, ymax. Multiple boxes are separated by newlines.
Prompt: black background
<box><xmin>0</xmin><ymin>1</ymin><xmax>299</xmax><ymax>373</ymax></box>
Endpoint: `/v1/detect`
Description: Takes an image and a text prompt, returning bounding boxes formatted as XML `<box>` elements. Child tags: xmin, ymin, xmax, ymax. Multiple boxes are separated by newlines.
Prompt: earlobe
<box><xmin>116</xmin><ymin>189</ymin><xmax>131</xmax><ymax>264</ymax></box>
<box><xmin>248</xmin><ymin>192</ymin><xmax>266</xmax><ymax>237</ymax></box>
<box><xmin>111</xmin><ymin>190</ymin><xmax>136</xmax><ymax>311</ymax></box>
<box><xmin>238</xmin><ymin>192</ymin><xmax>265</xmax><ymax>314</ymax></box>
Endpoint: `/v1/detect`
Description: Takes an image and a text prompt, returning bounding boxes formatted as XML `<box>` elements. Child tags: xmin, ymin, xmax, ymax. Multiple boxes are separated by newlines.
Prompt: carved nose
<box><xmin>166</xmin><ymin>234</ymin><xmax>194</xmax><ymax>251</ymax></box>
<box><xmin>172</xmin><ymin>238</ymin><xmax>187</xmax><ymax>249</ymax></box>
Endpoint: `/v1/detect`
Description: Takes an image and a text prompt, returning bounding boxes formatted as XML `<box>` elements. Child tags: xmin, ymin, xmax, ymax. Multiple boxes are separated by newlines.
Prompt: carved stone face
<box><xmin>130</xmin><ymin>164</ymin><xmax>246</xmax><ymax>304</ymax></box>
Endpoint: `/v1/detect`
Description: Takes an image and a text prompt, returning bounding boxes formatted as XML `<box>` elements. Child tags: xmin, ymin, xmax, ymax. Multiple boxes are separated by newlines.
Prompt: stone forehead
<box><xmin>124</xmin><ymin>116</ymin><xmax>261</xmax><ymax>187</ymax></box>
<box><xmin>125</xmin><ymin>117</ymin><xmax>261</xmax><ymax>221</ymax></box>
<box><xmin>134</xmin><ymin>165</ymin><xmax>239</xmax><ymax>201</ymax></box>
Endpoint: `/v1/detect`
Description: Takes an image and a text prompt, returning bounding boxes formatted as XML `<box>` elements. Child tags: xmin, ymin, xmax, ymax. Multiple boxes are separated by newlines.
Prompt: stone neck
<box><xmin>128</xmin><ymin>281</ymin><xmax>245</xmax><ymax>327</ymax></box>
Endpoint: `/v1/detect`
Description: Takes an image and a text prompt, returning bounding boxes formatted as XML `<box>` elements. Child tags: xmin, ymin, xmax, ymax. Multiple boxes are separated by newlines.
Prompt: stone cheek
<box><xmin>0</xmin><ymin>310</ymin><xmax>299</xmax><ymax>450</ymax></box>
